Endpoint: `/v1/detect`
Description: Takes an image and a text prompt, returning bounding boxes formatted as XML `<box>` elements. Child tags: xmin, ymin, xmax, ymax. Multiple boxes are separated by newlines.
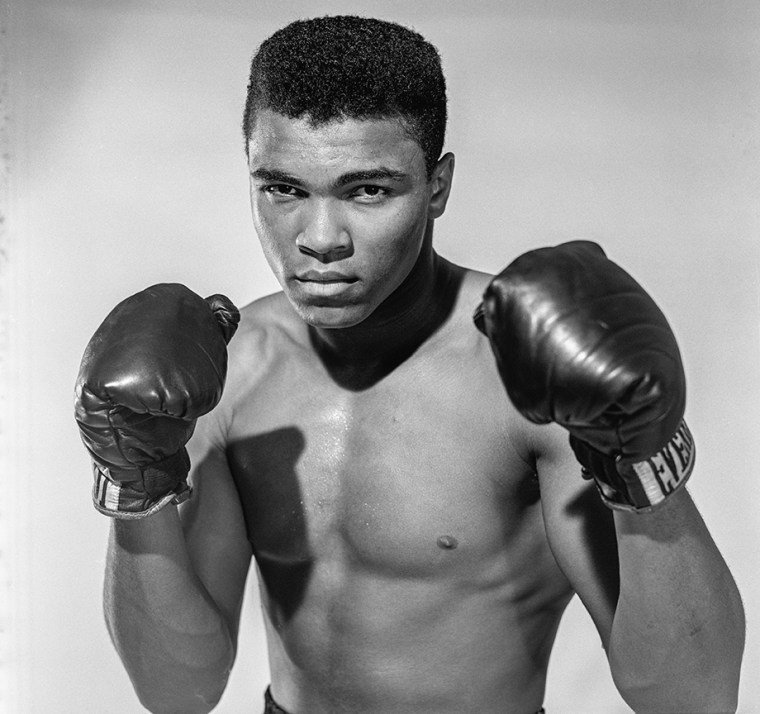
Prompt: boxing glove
<box><xmin>74</xmin><ymin>283</ymin><xmax>240</xmax><ymax>519</ymax></box>
<box><xmin>474</xmin><ymin>241</ymin><xmax>694</xmax><ymax>512</ymax></box>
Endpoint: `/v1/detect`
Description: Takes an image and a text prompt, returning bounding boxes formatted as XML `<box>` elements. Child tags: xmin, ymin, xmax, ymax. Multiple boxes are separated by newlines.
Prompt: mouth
<box><xmin>296</xmin><ymin>270</ymin><xmax>358</xmax><ymax>284</ymax></box>
<box><xmin>292</xmin><ymin>270</ymin><xmax>359</xmax><ymax>300</ymax></box>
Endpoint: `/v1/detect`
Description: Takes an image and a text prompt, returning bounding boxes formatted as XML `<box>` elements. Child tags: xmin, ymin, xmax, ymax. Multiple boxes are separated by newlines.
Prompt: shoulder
<box><xmin>432</xmin><ymin>262</ymin><xmax>540</xmax><ymax>461</ymax></box>
<box><xmin>436</xmin><ymin>261</ymin><xmax>493</xmax><ymax>342</ymax></box>
<box><xmin>204</xmin><ymin>291</ymin><xmax>304</xmax><ymax>433</ymax></box>
<box><xmin>453</xmin><ymin>263</ymin><xmax>494</xmax><ymax>308</ymax></box>
<box><xmin>225</xmin><ymin>290</ymin><xmax>306</xmax><ymax>371</ymax></box>
<box><xmin>234</xmin><ymin>290</ymin><xmax>302</xmax><ymax>344</ymax></box>
<box><xmin>448</xmin><ymin>263</ymin><xmax>605</xmax><ymax>495</ymax></box>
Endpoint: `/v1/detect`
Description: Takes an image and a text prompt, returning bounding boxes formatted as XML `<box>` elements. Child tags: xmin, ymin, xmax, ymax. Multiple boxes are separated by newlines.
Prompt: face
<box><xmin>247</xmin><ymin>109</ymin><xmax>451</xmax><ymax>329</ymax></box>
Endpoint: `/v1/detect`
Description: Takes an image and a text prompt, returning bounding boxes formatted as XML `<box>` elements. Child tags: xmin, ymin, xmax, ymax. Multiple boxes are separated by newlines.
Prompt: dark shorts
<box><xmin>264</xmin><ymin>686</ymin><xmax>545</xmax><ymax>713</ymax></box>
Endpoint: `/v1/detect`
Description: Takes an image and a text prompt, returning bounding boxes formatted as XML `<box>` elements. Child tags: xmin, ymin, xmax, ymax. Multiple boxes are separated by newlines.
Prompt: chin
<box><xmin>295</xmin><ymin>302</ymin><xmax>371</xmax><ymax>330</ymax></box>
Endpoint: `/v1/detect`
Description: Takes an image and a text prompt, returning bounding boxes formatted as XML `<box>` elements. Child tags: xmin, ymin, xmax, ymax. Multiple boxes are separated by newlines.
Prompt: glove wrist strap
<box><xmin>618</xmin><ymin>420</ymin><xmax>695</xmax><ymax>511</ymax></box>
<box><xmin>573</xmin><ymin>420</ymin><xmax>695</xmax><ymax>513</ymax></box>
<box><xmin>91</xmin><ymin>450</ymin><xmax>192</xmax><ymax>519</ymax></box>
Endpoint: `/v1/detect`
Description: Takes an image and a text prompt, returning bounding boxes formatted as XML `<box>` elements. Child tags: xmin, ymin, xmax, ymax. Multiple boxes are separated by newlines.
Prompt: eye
<box><xmin>351</xmin><ymin>185</ymin><xmax>391</xmax><ymax>203</ymax></box>
<box><xmin>262</xmin><ymin>184</ymin><xmax>303</xmax><ymax>201</ymax></box>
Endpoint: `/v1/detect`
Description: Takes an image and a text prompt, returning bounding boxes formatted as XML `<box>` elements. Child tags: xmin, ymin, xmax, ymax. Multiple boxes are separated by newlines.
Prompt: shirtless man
<box><xmin>75</xmin><ymin>16</ymin><xmax>745</xmax><ymax>714</ymax></box>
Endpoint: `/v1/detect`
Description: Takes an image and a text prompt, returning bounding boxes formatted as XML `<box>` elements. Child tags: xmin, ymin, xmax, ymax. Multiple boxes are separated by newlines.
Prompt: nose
<box><xmin>296</xmin><ymin>200</ymin><xmax>352</xmax><ymax>262</ymax></box>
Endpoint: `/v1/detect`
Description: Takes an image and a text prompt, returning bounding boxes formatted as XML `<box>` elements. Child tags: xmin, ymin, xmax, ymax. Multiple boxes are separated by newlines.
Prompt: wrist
<box><xmin>92</xmin><ymin>449</ymin><xmax>192</xmax><ymax>519</ymax></box>
<box><xmin>572</xmin><ymin>420</ymin><xmax>695</xmax><ymax>513</ymax></box>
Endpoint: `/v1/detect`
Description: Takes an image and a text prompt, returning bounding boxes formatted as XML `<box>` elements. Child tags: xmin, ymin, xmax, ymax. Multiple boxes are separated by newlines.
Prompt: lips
<box><xmin>292</xmin><ymin>269</ymin><xmax>359</xmax><ymax>302</ymax></box>
<box><xmin>296</xmin><ymin>270</ymin><xmax>357</xmax><ymax>283</ymax></box>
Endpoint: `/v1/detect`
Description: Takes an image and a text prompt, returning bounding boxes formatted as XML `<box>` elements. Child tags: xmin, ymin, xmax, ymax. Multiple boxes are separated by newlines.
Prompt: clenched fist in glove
<box><xmin>74</xmin><ymin>283</ymin><xmax>240</xmax><ymax>518</ymax></box>
<box><xmin>475</xmin><ymin>241</ymin><xmax>694</xmax><ymax>512</ymax></box>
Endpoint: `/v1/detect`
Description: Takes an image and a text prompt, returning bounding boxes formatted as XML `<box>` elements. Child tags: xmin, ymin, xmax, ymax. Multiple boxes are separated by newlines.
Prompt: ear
<box><xmin>427</xmin><ymin>152</ymin><xmax>455</xmax><ymax>220</ymax></box>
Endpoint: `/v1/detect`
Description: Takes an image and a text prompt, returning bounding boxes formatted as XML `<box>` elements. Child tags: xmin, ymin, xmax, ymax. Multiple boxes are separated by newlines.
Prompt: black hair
<box><xmin>242</xmin><ymin>15</ymin><xmax>447</xmax><ymax>178</ymax></box>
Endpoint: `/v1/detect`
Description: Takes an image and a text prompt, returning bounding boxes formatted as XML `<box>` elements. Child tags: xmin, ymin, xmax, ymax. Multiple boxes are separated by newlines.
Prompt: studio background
<box><xmin>1</xmin><ymin>1</ymin><xmax>758</xmax><ymax>712</ymax></box>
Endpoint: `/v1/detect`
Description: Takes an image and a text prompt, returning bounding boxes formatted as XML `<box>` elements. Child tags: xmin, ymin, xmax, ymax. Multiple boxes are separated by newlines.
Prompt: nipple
<box><xmin>436</xmin><ymin>535</ymin><xmax>458</xmax><ymax>550</ymax></box>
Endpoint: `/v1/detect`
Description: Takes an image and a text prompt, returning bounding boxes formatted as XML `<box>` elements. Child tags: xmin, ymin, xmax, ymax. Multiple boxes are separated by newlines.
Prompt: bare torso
<box><xmin>210</xmin><ymin>264</ymin><xmax>574</xmax><ymax>714</ymax></box>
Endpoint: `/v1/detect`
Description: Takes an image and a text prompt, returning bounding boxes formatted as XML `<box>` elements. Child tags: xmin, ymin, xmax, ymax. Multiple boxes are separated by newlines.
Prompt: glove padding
<box><xmin>475</xmin><ymin>240</ymin><xmax>694</xmax><ymax>512</ymax></box>
<box><xmin>75</xmin><ymin>284</ymin><xmax>240</xmax><ymax>518</ymax></box>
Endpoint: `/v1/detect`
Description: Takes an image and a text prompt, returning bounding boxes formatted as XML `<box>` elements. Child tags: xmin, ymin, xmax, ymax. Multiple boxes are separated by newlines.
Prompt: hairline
<box><xmin>244</xmin><ymin>105</ymin><xmax>437</xmax><ymax>178</ymax></box>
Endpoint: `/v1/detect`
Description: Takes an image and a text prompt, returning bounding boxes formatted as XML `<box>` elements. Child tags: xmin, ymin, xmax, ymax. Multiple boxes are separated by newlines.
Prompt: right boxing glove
<box><xmin>74</xmin><ymin>283</ymin><xmax>240</xmax><ymax>519</ymax></box>
<box><xmin>475</xmin><ymin>241</ymin><xmax>693</xmax><ymax>512</ymax></box>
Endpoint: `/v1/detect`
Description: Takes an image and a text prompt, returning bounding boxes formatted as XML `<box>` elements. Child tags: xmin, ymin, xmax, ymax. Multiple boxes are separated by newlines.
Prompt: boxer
<box><xmin>75</xmin><ymin>16</ymin><xmax>744</xmax><ymax>714</ymax></box>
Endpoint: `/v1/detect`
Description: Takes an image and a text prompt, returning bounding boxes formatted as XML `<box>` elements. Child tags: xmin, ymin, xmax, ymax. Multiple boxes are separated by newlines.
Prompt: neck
<box><xmin>308</xmin><ymin>241</ymin><xmax>461</xmax><ymax>389</ymax></box>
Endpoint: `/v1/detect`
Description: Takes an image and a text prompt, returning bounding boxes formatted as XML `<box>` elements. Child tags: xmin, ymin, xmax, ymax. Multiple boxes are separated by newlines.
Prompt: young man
<box><xmin>75</xmin><ymin>16</ymin><xmax>744</xmax><ymax>714</ymax></box>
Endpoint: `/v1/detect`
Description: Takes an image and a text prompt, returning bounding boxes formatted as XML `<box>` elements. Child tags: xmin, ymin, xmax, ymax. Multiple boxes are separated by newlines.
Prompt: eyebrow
<box><xmin>333</xmin><ymin>169</ymin><xmax>408</xmax><ymax>187</ymax></box>
<box><xmin>250</xmin><ymin>168</ymin><xmax>302</xmax><ymax>185</ymax></box>
<box><xmin>250</xmin><ymin>167</ymin><xmax>408</xmax><ymax>189</ymax></box>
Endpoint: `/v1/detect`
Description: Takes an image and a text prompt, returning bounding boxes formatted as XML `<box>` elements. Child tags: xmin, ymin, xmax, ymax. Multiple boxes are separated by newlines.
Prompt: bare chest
<box><xmin>225</xmin><ymin>342</ymin><xmax>540</xmax><ymax>580</ymax></box>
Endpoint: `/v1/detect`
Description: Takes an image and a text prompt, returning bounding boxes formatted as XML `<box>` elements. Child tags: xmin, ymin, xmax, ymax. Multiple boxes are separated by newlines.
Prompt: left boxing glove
<box><xmin>74</xmin><ymin>283</ymin><xmax>240</xmax><ymax>519</ymax></box>
<box><xmin>475</xmin><ymin>241</ymin><xmax>694</xmax><ymax>512</ymax></box>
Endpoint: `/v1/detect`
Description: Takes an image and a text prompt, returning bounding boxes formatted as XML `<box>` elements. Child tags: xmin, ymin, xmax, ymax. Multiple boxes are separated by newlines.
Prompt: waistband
<box><xmin>264</xmin><ymin>687</ymin><xmax>545</xmax><ymax>713</ymax></box>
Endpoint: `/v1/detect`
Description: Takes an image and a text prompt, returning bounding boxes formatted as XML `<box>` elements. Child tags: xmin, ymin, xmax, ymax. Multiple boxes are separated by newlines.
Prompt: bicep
<box><xmin>181</xmin><ymin>414</ymin><xmax>252</xmax><ymax>646</ymax></box>
<box><xmin>535</xmin><ymin>422</ymin><xmax>620</xmax><ymax>649</ymax></box>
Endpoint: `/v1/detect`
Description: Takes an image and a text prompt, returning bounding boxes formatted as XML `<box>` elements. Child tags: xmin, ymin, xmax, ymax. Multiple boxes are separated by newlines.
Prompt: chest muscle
<box><xmin>225</xmin><ymin>350</ymin><xmax>539</xmax><ymax>581</ymax></box>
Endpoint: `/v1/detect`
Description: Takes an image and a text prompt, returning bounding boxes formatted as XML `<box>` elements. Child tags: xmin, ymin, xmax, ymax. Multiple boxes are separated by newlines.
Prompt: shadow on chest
<box><xmin>226</xmin><ymin>383</ymin><xmax>539</xmax><ymax>603</ymax></box>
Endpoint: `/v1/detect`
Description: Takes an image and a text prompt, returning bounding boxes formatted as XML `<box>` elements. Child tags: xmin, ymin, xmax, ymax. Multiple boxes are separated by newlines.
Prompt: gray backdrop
<box><xmin>2</xmin><ymin>1</ymin><xmax>758</xmax><ymax>711</ymax></box>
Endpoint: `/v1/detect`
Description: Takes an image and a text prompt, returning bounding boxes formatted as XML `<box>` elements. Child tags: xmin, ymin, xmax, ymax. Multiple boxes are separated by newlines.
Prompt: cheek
<box><xmin>359</xmin><ymin>203</ymin><xmax>429</xmax><ymax>273</ymax></box>
<box><xmin>251</xmin><ymin>200</ymin><xmax>294</xmax><ymax>271</ymax></box>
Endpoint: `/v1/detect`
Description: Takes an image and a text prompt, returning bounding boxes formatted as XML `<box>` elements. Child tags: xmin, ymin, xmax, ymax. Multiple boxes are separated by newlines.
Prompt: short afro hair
<box><xmin>242</xmin><ymin>15</ymin><xmax>447</xmax><ymax>178</ymax></box>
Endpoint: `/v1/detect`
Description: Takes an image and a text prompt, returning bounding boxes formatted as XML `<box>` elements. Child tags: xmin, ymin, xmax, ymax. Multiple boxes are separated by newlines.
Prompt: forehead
<box><xmin>247</xmin><ymin>109</ymin><xmax>426</xmax><ymax>179</ymax></box>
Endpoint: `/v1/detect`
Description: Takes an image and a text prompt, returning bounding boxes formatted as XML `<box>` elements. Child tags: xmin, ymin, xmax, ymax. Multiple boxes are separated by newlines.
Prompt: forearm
<box><xmin>608</xmin><ymin>488</ymin><xmax>745</xmax><ymax>713</ymax></box>
<box><xmin>105</xmin><ymin>507</ymin><xmax>235</xmax><ymax>714</ymax></box>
